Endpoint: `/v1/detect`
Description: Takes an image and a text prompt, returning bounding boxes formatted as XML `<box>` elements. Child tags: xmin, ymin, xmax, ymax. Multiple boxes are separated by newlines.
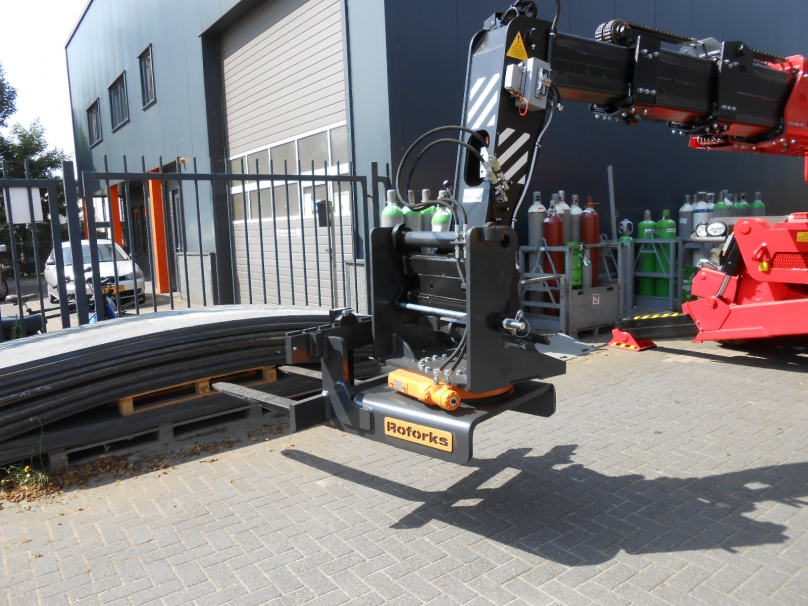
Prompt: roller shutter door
<box><xmin>220</xmin><ymin>0</ymin><xmax>346</xmax><ymax>156</ymax></box>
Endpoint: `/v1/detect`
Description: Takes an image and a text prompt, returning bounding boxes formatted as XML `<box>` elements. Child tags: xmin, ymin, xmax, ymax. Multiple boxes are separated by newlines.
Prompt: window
<box><xmin>330</xmin><ymin>125</ymin><xmax>349</xmax><ymax>167</ymax></box>
<box><xmin>87</xmin><ymin>98</ymin><xmax>102</xmax><ymax>146</ymax></box>
<box><xmin>139</xmin><ymin>45</ymin><xmax>156</xmax><ymax>108</ymax></box>
<box><xmin>108</xmin><ymin>73</ymin><xmax>129</xmax><ymax>131</ymax></box>
<box><xmin>227</xmin><ymin>122</ymin><xmax>351</xmax><ymax>222</ymax></box>
<box><xmin>270</xmin><ymin>142</ymin><xmax>297</xmax><ymax>175</ymax></box>
<box><xmin>298</xmin><ymin>132</ymin><xmax>328</xmax><ymax>172</ymax></box>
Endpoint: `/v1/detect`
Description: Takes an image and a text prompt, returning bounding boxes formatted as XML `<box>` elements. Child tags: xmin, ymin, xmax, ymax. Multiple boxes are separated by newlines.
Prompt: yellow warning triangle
<box><xmin>506</xmin><ymin>32</ymin><xmax>529</xmax><ymax>61</ymax></box>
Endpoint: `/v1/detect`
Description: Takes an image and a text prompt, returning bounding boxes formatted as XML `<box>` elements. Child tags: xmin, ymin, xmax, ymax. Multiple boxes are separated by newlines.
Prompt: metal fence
<box><xmin>0</xmin><ymin>161</ymin><xmax>71</xmax><ymax>339</ymax></box>
<box><xmin>0</xmin><ymin>156</ymin><xmax>385</xmax><ymax>339</ymax></box>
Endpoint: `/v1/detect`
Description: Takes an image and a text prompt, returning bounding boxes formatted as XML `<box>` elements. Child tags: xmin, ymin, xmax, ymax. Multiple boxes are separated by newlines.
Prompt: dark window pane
<box><xmin>109</xmin><ymin>73</ymin><xmax>129</xmax><ymax>130</ymax></box>
<box><xmin>228</xmin><ymin>158</ymin><xmax>244</xmax><ymax>175</ymax></box>
<box><xmin>139</xmin><ymin>46</ymin><xmax>156</xmax><ymax>106</ymax></box>
<box><xmin>298</xmin><ymin>132</ymin><xmax>328</xmax><ymax>172</ymax></box>
<box><xmin>87</xmin><ymin>100</ymin><xmax>102</xmax><ymax>145</ymax></box>
<box><xmin>246</xmin><ymin>150</ymin><xmax>269</xmax><ymax>174</ymax></box>
<box><xmin>330</xmin><ymin>126</ymin><xmax>349</xmax><ymax>167</ymax></box>
<box><xmin>272</xmin><ymin>184</ymin><xmax>300</xmax><ymax>218</ymax></box>
<box><xmin>302</xmin><ymin>185</ymin><xmax>328</xmax><ymax>216</ymax></box>
<box><xmin>270</xmin><ymin>142</ymin><xmax>296</xmax><ymax>175</ymax></box>
<box><xmin>231</xmin><ymin>192</ymin><xmax>244</xmax><ymax>221</ymax></box>
<box><xmin>249</xmin><ymin>187</ymin><xmax>271</xmax><ymax>219</ymax></box>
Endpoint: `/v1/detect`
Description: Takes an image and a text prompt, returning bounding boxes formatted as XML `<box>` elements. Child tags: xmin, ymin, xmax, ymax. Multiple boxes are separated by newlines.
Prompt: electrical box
<box><xmin>504</xmin><ymin>57</ymin><xmax>551</xmax><ymax>112</ymax></box>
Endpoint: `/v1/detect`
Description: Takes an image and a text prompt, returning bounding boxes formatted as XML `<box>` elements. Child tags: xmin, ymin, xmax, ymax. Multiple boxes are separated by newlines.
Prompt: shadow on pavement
<box><xmin>287</xmin><ymin>445</ymin><xmax>808</xmax><ymax>566</ymax></box>
<box><xmin>654</xmin><ymin>343</ymin><xmax>808</xmax><ymax>373</ymax></box>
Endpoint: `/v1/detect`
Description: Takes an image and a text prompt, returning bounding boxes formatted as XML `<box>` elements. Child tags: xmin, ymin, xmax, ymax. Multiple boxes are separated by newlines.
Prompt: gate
<box><xmin>0</xmin><ymin>161</ymin><xmax>72</xmax><ymax>339</ymax></box>
<box><xmin>79</xmin><ymin>156</ymin><xmax>383</xmax><ymax>320</ymax></box>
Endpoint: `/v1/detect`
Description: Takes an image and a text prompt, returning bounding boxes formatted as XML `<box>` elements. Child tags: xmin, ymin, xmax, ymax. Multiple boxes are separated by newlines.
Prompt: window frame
<box><xmin>138</xmin><ymin>44</ymin><xmax>157</xmax><ymax>109</ymax></box>
<box><xmin>108</xmin><ymin>72</ymin><xmax>130</xmax><ymax>132</ymax></box>
<box><xmin>87</xmin><ymin>98</ymin><xmax>103</xmax><ymax>147</ymax></box>
<box><xmin>226</xmin><ymin>121</ymin><xmax>350</xmax><ymax>223</ymax></box>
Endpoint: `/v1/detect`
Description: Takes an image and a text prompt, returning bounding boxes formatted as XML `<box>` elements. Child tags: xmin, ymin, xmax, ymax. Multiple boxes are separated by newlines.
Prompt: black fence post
<box><xmin>63</xmin><ymin>161</ymin><xmax>90</xmax><ymax>325</ymax></box>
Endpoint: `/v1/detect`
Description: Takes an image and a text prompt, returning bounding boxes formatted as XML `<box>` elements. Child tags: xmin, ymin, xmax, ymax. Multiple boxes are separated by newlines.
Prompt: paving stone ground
<box><xmin>2</xmin><ymin>337</ymin><xmax>807</xmax><ymax>605</ymax></box>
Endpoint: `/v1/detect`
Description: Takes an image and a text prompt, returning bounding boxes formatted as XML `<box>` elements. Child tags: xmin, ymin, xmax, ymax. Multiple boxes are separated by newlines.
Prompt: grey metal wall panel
<box><xmin>221</xmin><ymin>0</ymin><xmax>346</xmax><ymax>156</ymax></box>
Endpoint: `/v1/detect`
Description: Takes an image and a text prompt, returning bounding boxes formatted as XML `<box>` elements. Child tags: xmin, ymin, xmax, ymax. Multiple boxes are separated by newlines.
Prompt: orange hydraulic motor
<box><xmin>388</xmin><ymin>369</ymin><xmax>513</xmax><ymax>412</ymax></box>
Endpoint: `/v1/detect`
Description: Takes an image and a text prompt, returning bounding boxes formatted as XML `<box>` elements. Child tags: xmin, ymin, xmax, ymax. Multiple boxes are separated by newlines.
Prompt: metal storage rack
<box><xmin>518</xmin><ymin>241</ymin><xmax>623</xmax><ymax>338</ymax></box>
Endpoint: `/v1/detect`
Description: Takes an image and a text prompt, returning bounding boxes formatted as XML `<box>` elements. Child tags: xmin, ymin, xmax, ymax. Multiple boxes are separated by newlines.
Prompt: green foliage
<box><xmin>0</xmin><ymin>64</ymin><xmax>71</xmax><ymax>276</ymax></box>
<box><xmin>0</xmin><ymin>62</ymin><xmax>17</xmax><ymax>129</ymax></box>
<box><xmin>10</xmin><ymin>319</ymin><xmax>22</xmax><ymax>340</ymax></box>
<box><xmin>1</xmin><ymin>463</ymin><xmax>50</xmax><ymax>490</ymax></box>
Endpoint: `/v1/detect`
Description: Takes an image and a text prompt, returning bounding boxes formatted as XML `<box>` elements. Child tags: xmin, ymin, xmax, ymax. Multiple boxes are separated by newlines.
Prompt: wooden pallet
<box><xmin>117</xmin><ymin>366</ymin><xmax>277</xmax><ymax>416</ymax></box>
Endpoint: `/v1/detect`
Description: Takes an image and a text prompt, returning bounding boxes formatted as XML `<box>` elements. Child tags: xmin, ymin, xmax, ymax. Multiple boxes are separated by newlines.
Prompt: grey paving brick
<box><xmin>2</xmin><ymin>339</ymin><xmax>807</xmax><ymax>606</ymax></box>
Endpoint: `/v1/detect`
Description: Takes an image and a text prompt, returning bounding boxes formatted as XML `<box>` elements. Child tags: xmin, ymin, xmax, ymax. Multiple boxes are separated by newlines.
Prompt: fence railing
<box><xmin>0</xmin><ymin>157</ymin><xmax>388</xmax><ymax>339</ymax></box>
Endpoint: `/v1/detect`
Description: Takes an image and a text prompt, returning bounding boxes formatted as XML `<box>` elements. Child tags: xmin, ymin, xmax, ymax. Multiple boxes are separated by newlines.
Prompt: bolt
<box><xmin>792</xmin><ymin>139</ymin><xmax>798</xmax><ymax>144</ymax></box>
<box><xmin>640</xmin><ymin>48</ymin><xmax>648</xmax><ymax>55</ymax></box>
<box><xmin>643</xmin><ymin>108</ymin><xmax>649</xmax><ymax>115</ymax></box>
<box><xmin>780</xmin><ymin>138</ymin><xmax>786</xmax><ymax>143</ymax></box>
<box><xmin>650</xmin><ymin>89</ymin><xmax>657</xmax><ymax>95</ymax></box>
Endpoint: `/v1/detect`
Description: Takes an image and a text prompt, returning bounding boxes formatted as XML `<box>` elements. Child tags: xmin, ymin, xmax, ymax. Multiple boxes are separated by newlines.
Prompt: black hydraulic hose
<box><xmin>395</xmin><ymin>126</ymin><xmax>488</xmax><ymax>208</ymax></box>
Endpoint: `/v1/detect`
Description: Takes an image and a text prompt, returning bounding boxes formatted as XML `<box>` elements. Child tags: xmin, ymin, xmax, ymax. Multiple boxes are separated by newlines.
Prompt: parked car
<box><xmin>44</xmin><ymin>240</ymin><xmax>146</xmax><ymax>304</ymax></box>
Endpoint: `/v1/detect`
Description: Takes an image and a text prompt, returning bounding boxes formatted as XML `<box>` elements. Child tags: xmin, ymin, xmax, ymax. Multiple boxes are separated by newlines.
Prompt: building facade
<box><xmin>66</xmin><ymin>0</ymin><xmax>808</xmax><ymax>304</ymax></box>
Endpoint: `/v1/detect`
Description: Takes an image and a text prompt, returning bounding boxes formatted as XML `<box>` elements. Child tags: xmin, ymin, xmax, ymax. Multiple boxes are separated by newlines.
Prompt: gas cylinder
<box><xmin>543</xmin><ymin>203</ymin><xmax>564</xmax><ymax>316</ymax></box>
<box><xmin>419</xmin><ymin>189</ymin><xmax>437</xmax><ymax>226</ymax></box>
<box><xmin>381</xmin><ymin>190</ymin><xmax>404</xmax><ymax>227</ymax></box>
<box><xmin>526</xmin><ymin>191</ymin><xmax>546</xmax><ymax>272</ymax></box>
<box><xmin>654</xmin><ymin>210</ymin><xmax>677</xmax><ymax>298</ymax></box>
<box><xmin>637</xmin><ymin>210</ymin><xmax>657</xmax><ymax>297</ymax></box>
<box><xmin>569</xmin><ymin>243</ymin><xmax>584</xmax><ymax>289</ymax></box>
<box><xmin>618</xmin><ymin>218</ymin><xmax>633</xmax><ymax>238</ymax></box>
<box><xmin>750</xmin><ymin>192</ymin><xmax>766</xmax><ymax>216</ymax></box>
<box><xmin>712</xmin><ymin>193</ymin><xmax>730</xmax><ymax>218</ymax></box>
<box><xmin>706</xmin><ymin>193</ymin><xmax>716</xmax><ymax>217</ymax></box>
<box><xmin>582</xmin><ymin>257</ymin><xmax>593</xmax><ymax>289</ymax></box>
<box><xmin>723</xmin><ymin>193</ymin><xmax>734</xmax><ymax>217</ymax></box>
<box><xmin>580</xmin><ymin>196</ymin><xmax>600</xmax><ymax>287</ymax></box>
<box><xmin>556</xmin><ymin>190</ymin><xmax>571</xmax><ymax>245</ymax></box>
<box><xmin>432</xmin><ymin>207</ymin><xmax>452</xmax><ymax>232</ymax></box>
<box><xmin>569</xmin><ymin>195</ymin><xmax>583</xmax><ymax>243</ymax></box>
<box><xmin>678</xmin><ymin>195</ymin><xmax>693</xmax><ymax>239</ymax></box>
<box><xmin>692</xmin><ymin>192</ymin><xmax>710</xmax><ymax>227</ymax></box>
<box><xmin>402</xmin><ymin>207</ymin><xmax>421</xmax><ymax>231</ymax></box>
<box><xmin>734</xmin><ymin>192</ymin><xmax>751</xmax><ymax>217</ymax></box>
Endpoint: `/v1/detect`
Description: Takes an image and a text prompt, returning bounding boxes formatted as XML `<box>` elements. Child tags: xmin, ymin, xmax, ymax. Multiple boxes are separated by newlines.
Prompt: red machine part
<box><xmin>682</xmin><ymin>214</ymin><xmax>808</xmax><ymax>342</ymax></box>
<box><xmin>608</xmin><ymin>328</ymin><xmax>656</xmax><ymax>351</ymax></box>
<box><xmin>688</xmin><ymin>55</ymin><xmax>808</xmax><ymax>183</ymax></box>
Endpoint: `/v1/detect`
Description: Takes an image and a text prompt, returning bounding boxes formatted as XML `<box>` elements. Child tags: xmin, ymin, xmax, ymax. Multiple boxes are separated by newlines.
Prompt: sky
<box><xmin>0</xmin><ymin>0</ymin><xmax>89</xmax><ymax>161</ymax></box>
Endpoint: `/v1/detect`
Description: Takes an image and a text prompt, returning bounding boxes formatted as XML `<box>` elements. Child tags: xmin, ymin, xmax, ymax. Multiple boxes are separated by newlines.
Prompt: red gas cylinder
<box><xmin>581</xmin><ymin>196</ymin><xmax>600</xmax><ymax>287</ymax></box>
<box><xmin>543</xmin><ymin>205</ymin><xmax>564</xmax><ymax>316</ymax></box>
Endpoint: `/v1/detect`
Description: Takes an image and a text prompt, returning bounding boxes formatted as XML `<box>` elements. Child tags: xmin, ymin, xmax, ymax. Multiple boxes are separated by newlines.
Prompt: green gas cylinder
<box><xmin>381</xmin><ymin>189</ymin><xmax>405</xmax><ymax>227</ymax></box>
<box><xmin>637</xmin><ymin>210</ymin><xmax>656</xmax><ymax>297</ymax></box>
<box><xmin>568</xmin><ymin>243</ymin><xmax>584</xmax><ymax>289</ymax></box>
<box><xmin>750</xmin><ymin>192</ymin><xmax>766</xmax><ymax>216</ymax></box>
<box><xmin>734</xmin><ymin>193</ymin><xmax>751</xmax><ymax>217</ymax></box>
<box><xmin>402</xmin><ymin>206</ymin><xmax>422</xmax><ymax>231</ymax></box>
<box><xmin>654</xmin><ymin>209</ymin><xmax>677</xmax><ymax>298</ymax></box>
<box><xmin>419</xmin><ymin>188</ymin><xmax>437</xmax><ymax>227</ymax></box>
<box><xmin>431</xmin><ymin>207</ymin><xmax>452</xmax><ymax>232</ymax></box>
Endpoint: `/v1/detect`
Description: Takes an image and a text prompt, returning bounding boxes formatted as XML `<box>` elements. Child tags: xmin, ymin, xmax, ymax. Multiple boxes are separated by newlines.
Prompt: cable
<box><xmin>454</xmin><ymin>256</ymin><xmax>466</xmax><ymax>287</ymax></box>
<box><xmin>395</xmin><ymin>126</ymin><xmax>488</xmax><ymax>208</ymax></box>
<box><xmin>510</xmin><ymin>89</ymin><xmax>558</xmax><ymax>228</ymax></box>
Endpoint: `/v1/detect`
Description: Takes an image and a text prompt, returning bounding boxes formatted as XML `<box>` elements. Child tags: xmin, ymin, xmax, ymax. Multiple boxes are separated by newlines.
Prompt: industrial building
<box><xmin>66</xmin><ymin>0</ymin><xmax>808</xmax><ymax>306</ymax></box>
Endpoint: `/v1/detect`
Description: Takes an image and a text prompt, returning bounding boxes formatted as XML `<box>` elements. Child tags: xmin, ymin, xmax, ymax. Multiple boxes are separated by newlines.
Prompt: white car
<box><xmin>44</xmin><ymin>240</ymin><xmax>146</xmax><ymax>304</ymax></box>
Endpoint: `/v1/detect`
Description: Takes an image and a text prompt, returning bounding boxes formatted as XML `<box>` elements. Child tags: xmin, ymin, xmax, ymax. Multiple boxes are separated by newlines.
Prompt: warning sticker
<box><xmin>797</xmin><ymin>232</ymin><xmax>808</xmax><ymax>242</ymax></box>
<box><xmin>506</xmin><ymin>32</ymin><xmax>529</xmax><ymax>61</ymax></box>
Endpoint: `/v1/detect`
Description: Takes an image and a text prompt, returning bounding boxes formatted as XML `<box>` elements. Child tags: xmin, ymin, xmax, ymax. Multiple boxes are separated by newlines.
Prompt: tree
<box><xmin>0</xmin><ymin>64</ymin><xmax>70</xmax><ymax>276</ymax></box>
<box><xmin>0</xmin><ymin>62</ymin><xmax>17</xmax><ymax>128</ymax></box>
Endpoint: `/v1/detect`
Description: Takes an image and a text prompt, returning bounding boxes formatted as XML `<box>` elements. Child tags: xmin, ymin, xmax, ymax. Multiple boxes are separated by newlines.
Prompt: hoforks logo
<box><xmin>384</xmin><ymin>418</ymin><xmax>453</xmax><ymax>452</ymax></box>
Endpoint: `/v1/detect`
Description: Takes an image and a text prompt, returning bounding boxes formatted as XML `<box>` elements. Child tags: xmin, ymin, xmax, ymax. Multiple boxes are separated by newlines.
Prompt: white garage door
<box><xmin>221</xmin><ymin>0</ymin><xmax>346</xmax><ymax>157</ymax></box>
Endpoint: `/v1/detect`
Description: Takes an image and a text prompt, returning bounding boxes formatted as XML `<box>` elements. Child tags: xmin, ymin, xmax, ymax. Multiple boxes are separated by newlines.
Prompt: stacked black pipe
<box><xmin>0</xmin><ymin>306</ymin><xmax>362</xmax><ymax>466</ymax></box>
